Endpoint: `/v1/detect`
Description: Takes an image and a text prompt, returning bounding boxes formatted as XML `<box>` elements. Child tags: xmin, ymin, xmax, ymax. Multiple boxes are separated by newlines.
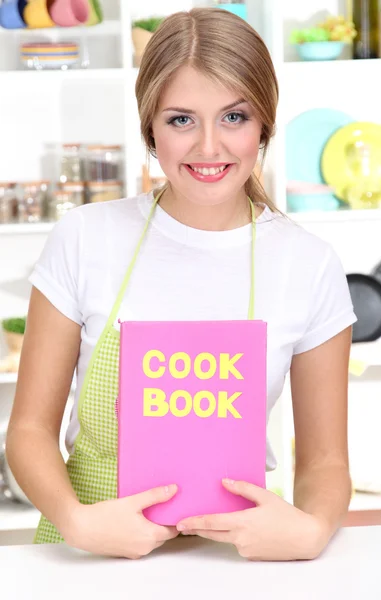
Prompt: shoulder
<box><xmin>50</xmin><ymin>193</ymin><xmax>150</xmax><ymax>242</ymax></box>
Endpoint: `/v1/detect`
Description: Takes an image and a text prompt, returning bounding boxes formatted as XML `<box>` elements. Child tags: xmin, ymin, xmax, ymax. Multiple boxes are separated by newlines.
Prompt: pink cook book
<box><xmin>117</xmin><ymin>320</ymin><xmax>267</xmax><ymax>526</ymax></box>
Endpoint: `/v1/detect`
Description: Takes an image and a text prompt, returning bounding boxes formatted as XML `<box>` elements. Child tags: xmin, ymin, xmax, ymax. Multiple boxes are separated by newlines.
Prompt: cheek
<box><xmin>235</xmin><ymin>128</ymin><xmax>261</xmax><ymax>163</ymax></box>
<box><xmin>154</xmin><ymin>130</ymin><xmax>189</xmax><ymax>170</ymax></box>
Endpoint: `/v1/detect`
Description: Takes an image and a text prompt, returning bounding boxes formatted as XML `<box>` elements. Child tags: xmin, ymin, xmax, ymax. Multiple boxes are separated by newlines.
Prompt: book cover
<box><xmin>117</xmin><ymin>319</ymin><xmax>267</xmax><ymax>526</ymax></box>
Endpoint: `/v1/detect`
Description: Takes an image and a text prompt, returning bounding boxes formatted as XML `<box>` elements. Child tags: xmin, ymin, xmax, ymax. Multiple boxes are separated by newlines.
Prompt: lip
<box><xmin>184</xmin><ymin>163</ymin><xmax>233</xmax><ymax>183</ymax></box>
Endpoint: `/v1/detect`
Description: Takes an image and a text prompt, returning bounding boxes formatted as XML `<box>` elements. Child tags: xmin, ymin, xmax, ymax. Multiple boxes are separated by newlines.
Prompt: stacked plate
<box><xmin>20</xmin><ymin>42</ymin><xmax>80</xmax><ymax>70</ymax></box>
<box><xmin>286</xmin><ymin>108</ymin><xmax>381</xmax><ymax>212</ymax></box>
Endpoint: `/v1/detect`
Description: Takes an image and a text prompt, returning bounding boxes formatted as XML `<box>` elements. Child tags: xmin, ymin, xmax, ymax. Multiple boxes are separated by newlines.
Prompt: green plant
<box><xmin>132</xmin><ymin>17</ymin><xmax>164</xmax><ymax>32</ymax></box>
<box><xmin>2</xmin><ymin>317</ymin><xmax>26</xmax><ymax>335</ymax></box>
<box><xmin>290</xmin><ymin>15</ymin><xmax>357</xmax><ymax>44</ymax></box>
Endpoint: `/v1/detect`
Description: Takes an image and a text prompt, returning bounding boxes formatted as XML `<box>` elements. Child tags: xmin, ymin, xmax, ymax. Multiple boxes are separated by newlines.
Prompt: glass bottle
<box><xmin>18</xmin><ymin>183</ymin><xmax>45</xmax><ymax>223</ymax></box>
<box><xmin>60</xmin><ymin>144</ymin><xmax>83</xmax><ymax>183</ymax></box>
<box><xmin>352</xmin><ymin>0</ymin><xmax>380</xmax><ymax>59</ymax></box>
<box><xmin>85</xmin><ymin>145</ymin><xmax>123</xmax><ymax>182</ymax></box>
<box><xmin>0</xmin><ymin>183</ymin><xmax>17</xmax><ymax>224</ymax></box>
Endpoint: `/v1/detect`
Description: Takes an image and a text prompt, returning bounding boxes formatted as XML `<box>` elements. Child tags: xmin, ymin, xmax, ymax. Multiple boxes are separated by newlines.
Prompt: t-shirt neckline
<box><xmin>138</xmin><ymin>190</ymin><xmax>275</xmax><ymax>249</ymax></box>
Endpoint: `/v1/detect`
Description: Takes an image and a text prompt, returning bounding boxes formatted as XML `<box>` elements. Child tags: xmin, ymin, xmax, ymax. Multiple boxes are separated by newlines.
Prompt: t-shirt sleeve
<box><xmin>293</xmin><ymin>244</ymin><xmax>357</xmax><ymax>355</ymax></box>
<box><xmin>28</xmin><ymin>208</ymin><xmax>84</xmax><ymax>325</ymax></box>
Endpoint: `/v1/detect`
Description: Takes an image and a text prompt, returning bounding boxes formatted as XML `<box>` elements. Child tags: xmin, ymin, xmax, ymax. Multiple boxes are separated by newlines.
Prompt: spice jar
<box><xmin>60</xmin><ymin>144</ymin><xmax>83</xmax><ymax>183</ymax></box>
<box><xmin>87</xmin><ymin>181</ymin><xmax>123</xmax><ymax>203</ymax></box>
<box><xmin>18</xmin><ymin>182</ymin><xmax>49</xmax><ymax>223</ymax></box>
<box><xmin>85</xmin><ymin>145</ymin><xmax>123</xmax><ymax>182</ymax></box>
<box><xmin>48</xmin><ymin>189</ymin><xmax>81</xmax><ymax>220</ymax></box>
<box><xmin>59</xmin><ymin>182</ymin><xmax>85</xmax><ymax>207</ymax></box>
<box><xmin>0</xmin><ymin>183</ymin><xmax>17</xmax><ymax>224</ymax></box>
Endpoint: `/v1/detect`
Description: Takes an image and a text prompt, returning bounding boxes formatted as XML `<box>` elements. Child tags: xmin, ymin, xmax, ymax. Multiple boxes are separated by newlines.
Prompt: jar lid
<box><xmin>62</xmin><ymin>143</ymin><xmax>82</xmax><ymax>149</ymax></box>
<box><xmin>86</xmin><ymin>145</ymin><xmax>122</xmax><ymax>151</ymax></box>
<box><xmin>21</xmin><ymin>180</ymin><xmax>50</xmax><ymax>186</ymax></box>
<box><xmin>60</xmin><ymin>182</ymin><xmax>85</xmax><ymax>190</ymax></box>
<box><xmin>88</xmin><ymin>180</ymin><xmax>123</xmax><ymax>188</ymax></box>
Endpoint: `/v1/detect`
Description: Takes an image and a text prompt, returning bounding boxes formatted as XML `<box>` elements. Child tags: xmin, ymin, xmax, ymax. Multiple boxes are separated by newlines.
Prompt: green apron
<box><xmin>34</xmin><ymin>187</ymin><xmax>257</xmax><ymax>544</ymax></box>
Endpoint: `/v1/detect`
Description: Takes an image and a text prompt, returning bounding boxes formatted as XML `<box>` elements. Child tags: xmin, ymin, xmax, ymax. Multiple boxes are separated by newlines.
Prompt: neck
<box><xmin>155</xmin><ymin>186</ymin><xmax>257</xmax><ymax>232</ymax></box>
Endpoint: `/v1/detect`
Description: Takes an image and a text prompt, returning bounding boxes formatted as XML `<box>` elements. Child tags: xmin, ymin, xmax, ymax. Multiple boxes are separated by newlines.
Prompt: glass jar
<box><xmin>87</xmin><ymin>181</ymin><xmax>123</xmax><ymax>203</ymax></box>
<box><xmin>48</xmin><ymin>190</ymin><xmax>81</xmax><ymax>221</ymax></box>
<box><xmin>18</xmin><ymin>182</ymin><xmax>49</xmax><ymax>223</ymax></box>
<box><xmin>85</xmin><ymin>145</ymin><xmax>123</xmax><ymax>182</ymax></box>
<box><xmin>60</xmin><ymin>144</ymin><xmax>83</xmax><ymax>183</ymax></box>
<box><xmin>59</xmin><ymin>182</ymin><xmax>85</xmax><ymax>207</ymax></box>
<box><xmin>0</xmin><ymin>183</ymin><xmax>17</xmax><ymax>224</ymax></box>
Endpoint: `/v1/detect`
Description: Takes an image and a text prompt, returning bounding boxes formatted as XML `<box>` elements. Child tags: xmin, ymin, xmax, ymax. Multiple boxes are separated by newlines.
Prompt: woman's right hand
<box><xmin>64</xmin><ymin>484</ymin><xmax>179</xmax><ymax>559</ymax></box>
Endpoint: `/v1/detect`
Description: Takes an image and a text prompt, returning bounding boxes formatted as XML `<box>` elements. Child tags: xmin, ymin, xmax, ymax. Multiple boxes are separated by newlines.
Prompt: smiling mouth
<box><xmin>187</xmin><ymin>164</ymin><xmax>231</xmax><ymax>176</ymax></box>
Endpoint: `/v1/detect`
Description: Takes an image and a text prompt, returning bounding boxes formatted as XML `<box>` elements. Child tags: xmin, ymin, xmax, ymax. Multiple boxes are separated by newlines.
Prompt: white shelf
<box><xmin>0</xmin><ymin>68</ymin><xmax>124</xmax><ymax>83</ymax></box>
<box><xmin>284</xmin><ymin>57</ymin><xmax>381</xmax><ymax>72</ymax></box>
<box><xmin>287</xmin><ymin>209</ymin><xmax>381</xmax><ymax>224</ymax></box>
<box><xmin>350</xmin><ymin>342</ymin><xmax>381</xmax><ymax>369</ymax></box>
<box><xmin>0</xmin><ymin>373</ymin><xmax>17</xmax><ymax>384</ymax></box>
<box><xmin>0</xmin><ymin>19</ymin><xmax>121</xmax><ymax>38</ymax></box>
<box><xmin>350</xmin><ymin>491</ymin><xmax>381</xmax><ymax>512</ymax></box>
<box><xmin>0</xmin><ymin>222</ymin><xmax>55</xmax><ymax>235</ymax></box>
<box><xmin>0</xmin><ymin>502</ymin><xmax>40</xmax><ymax>532</ymax></box>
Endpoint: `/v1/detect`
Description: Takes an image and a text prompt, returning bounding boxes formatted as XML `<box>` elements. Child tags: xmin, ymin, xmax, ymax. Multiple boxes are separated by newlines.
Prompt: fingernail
<box><xmin>165</xmin><ymin>484</ymin><xmax>176</xmax><ymax>495</ymax></box>
<box><xmin>223</xmin><ymin>478</ymin><xmax>235</xmax><ymax>485</ymax></box>
<box><xmin>177</xmin><ymin>524</ymin><xmax>186</xmax><ymax>531</ymax></box>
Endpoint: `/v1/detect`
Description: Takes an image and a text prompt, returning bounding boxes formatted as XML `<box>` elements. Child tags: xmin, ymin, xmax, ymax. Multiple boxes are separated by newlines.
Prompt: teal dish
<box><xmin>286</xmin><ymin>108</ymin><xmax>354</xmax><ymax>209</ymax></box>
<box><xmin>296</xmin><ymin>41</ymin><xmax>344</xmax><ymax>61</ymax></box>
<box><xmin>215</xmin><ymin>3</ymin><xmax>247</xmax><ymax>20</ymax></box>
<box><xmin>287</xmin><ymin>192</ymin><xmax>340</xmax><ymax>213</ymax></box>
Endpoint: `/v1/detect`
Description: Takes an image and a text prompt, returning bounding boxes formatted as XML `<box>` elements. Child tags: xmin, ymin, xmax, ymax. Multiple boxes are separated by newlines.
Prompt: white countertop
<box><xmin>1</xmin><ymin>526</ymin><xmax>381</xmax><ymax>600</ymax></box>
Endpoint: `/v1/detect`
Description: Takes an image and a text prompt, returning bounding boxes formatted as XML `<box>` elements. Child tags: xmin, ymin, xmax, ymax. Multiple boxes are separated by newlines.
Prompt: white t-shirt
<box><xmin>29</xmin><ymin>191</ymin><xmax>357</xmax><ymax>471</ymax></box>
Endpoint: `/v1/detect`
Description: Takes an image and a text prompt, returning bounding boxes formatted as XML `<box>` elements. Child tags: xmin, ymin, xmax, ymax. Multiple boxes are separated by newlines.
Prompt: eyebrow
<box><xmin>162</xmin><ymin>98</ymin><xmax>248</xmax><ymax>114</ymax></box>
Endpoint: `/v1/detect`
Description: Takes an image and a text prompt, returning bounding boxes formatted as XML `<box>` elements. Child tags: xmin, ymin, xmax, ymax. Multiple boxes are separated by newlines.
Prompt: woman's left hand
<box><xmin>176</xmin><ymin>479</ymin><xmax>329</xmax><ymax>561</ymax></box>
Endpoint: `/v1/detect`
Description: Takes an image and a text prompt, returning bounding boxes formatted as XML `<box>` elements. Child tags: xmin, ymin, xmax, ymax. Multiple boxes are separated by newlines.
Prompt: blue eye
<box><xmin>168</xmin><ymin>115</ymin><xmax>192</xmax><ymax>127</ymax></box>
<box><xmin>224</xmin><ymin>112</ymin><xmax>248</xmax><ymax>124</ymax></box>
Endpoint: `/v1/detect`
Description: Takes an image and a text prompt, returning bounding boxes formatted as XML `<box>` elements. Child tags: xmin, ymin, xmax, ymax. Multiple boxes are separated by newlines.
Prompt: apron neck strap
<box><xmin>111</xmin><ymin>188</ymin><xmax>256</xmax><ymax>327</ymax></box>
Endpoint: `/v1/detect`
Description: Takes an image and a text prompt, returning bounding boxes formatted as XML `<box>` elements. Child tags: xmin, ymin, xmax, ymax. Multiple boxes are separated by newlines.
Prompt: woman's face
<box><xmin>151</xmin><ymin>65</ymin><xmax>262</xmax><ymax>207</ymax></box>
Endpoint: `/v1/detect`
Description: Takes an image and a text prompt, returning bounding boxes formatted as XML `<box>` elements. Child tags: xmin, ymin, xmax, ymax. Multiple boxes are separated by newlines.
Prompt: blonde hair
<box><xmin>135</xmin><ymin>7</ymin><xmax>279</xmax><ymax>211</ymax></box>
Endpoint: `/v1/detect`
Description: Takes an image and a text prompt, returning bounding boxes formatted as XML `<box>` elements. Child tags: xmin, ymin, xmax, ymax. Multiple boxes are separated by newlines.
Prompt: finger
<box><xmin>187</xmin><ymin>530</ymin><xmax>232</xmax><ymax>543</ymax></box>
<box><xmin>147</xmin><ymin>523</ymin><xmax>179</xmax><ymax>543</ymax></box>
<box><xmin>177</xmin><ymin>512</ymin><xmax>238</xmax><ymax>532</ymax></box>
<box><xmin>134</xmin><ymin>484</ymin><xmax>178</xmax><ymax>510</ymax></box>
<box><xmin>222</xmin><ymin>479</ymin><xmax>272</xmax><ymax>505</ymax></box>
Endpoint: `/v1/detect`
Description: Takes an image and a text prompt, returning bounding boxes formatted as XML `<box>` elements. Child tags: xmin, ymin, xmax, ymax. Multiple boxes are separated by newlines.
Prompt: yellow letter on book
<box><xmin>143</xmin><ymin>350</ymin><xmax>165</xmax><ymax>378</ymax></box>
<box><xmin>218</xmin><ymin>391</ymin><xmax>242</xmax><ymax>419</ymax></box>
<box><xmin>219</xmin><ymin>353</ymin><xmax>244</xmax><ymax>380</ymax></box>
<box><xmin>143</xmin><ymin>388</ymin><xmax>169</xmax><ymax>416</ymax></box>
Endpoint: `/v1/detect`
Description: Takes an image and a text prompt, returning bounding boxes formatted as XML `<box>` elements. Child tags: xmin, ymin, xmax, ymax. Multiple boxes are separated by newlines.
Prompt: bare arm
<box><xmin>6</xmin><ymin>287</ymin><xmax>82</xmax><ymax>537</ymax></box>
<box><xmin>290</xmin><ymin>327</ymin><xmax>353</xmax><ymax>544</ymax></box>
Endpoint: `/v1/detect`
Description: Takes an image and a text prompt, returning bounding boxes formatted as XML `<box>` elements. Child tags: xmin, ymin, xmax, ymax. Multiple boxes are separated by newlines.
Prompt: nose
<box><xmin>197</xmin><ymin>123</ymin><xmax>220</xmax><ymax>157</ymax></box>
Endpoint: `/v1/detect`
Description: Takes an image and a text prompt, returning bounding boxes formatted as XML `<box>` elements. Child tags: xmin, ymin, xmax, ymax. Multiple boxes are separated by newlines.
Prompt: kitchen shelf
<box><xmin>0</xmin><ymin>222</ymin><xmax>55</xmax><ymax>235</ymax></box>
<box><xmin>350</xmin><ymin>491</ymin><xmax>381</xmax><ymax>512</ymax></box>
<box><xmin>0</xmin><ymin>502</ymin><xmax>40</xmax><ymax>532</ymax></box>
<box><xmin>350</xmin><ymin>342</ymin><xmax>381</xmax><ymax>369</ymax></box>
<box><xmin>0</xmin><ymin>19</ymin><xmax>121</xmax><ymax>38</ymax></box>
<box><xmin>284</xmin><ymin>57</ymin><xmax>381</xmax><ymax>71</ymax></box>
<box><xmin>0</xmin><ymin>374</ymin><xmax>17</xmax><ymax>385</ymax></box>
<box><xmin>0</xmin><ymin>68</ymin><xmax>125</xmax><ymax>83</ymax></box>
<box><xmin>287</xmin><ymin>209</ymin><xmax>381</xmax><ymax>224</ymax></box>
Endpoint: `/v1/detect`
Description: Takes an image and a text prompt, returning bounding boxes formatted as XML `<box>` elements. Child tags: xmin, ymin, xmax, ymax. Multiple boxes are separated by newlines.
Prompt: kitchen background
<box><xmin>0</xmin><ymin>0</ymin><xmax>381</xmax><ymax>544</ymax></box>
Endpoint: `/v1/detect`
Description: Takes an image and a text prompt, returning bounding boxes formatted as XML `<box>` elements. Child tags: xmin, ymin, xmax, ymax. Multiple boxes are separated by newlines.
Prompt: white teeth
<box><xmin>189</xmin><ymin>165</ymin><xmax>227</xmax><ymax>175</ymax></box>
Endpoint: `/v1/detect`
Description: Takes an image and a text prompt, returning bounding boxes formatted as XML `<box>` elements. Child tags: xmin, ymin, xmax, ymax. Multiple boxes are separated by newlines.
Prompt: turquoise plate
<box><xmin>286</xmin><ymin>108</ymin><xmax>355</xmax><ymax>187</ymax></box>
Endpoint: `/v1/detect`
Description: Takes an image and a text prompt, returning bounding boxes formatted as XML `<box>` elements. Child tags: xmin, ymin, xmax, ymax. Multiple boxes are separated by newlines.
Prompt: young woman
<box><xmin>6</xmin><ymin>8</ymin><xmax>356</xmax><ymax>561</ymax></box>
